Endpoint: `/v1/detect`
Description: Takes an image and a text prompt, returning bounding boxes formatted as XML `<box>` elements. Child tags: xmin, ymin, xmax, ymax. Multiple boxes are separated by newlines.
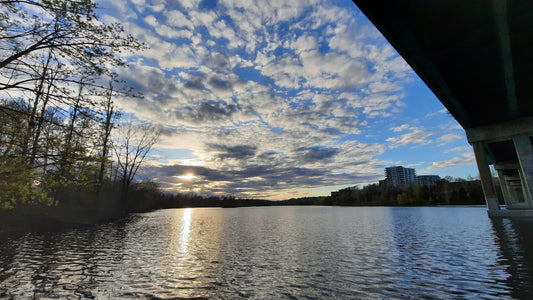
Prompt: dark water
<box><xmin>1</xmin><ymin>206</ymin><xmax>533</xmax><ymax>299</ymax></box>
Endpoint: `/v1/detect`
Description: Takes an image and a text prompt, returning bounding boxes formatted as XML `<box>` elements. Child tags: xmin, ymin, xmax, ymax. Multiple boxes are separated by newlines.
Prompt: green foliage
<box><xmin>397</xmin><ymin>192</ymin><xmax>411</xmax><ymax>206</ymax></box>
<box><xmin>329</xmin><ymin>179</ymin><xmax>486</xmax><ymax>206</ymax></box>
<box><xmin>0</xmin><ymin>158</ymin><xmax>55</xmax><ymax>210</ymax></box>
<box><xmin>0</xmin><ymin>0</ymin><xmax>149</xmax><ymax>217</ymax></box>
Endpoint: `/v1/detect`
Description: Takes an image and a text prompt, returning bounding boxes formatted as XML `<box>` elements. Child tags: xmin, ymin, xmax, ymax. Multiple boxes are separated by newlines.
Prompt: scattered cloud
<box><xmin>391</xmin><ymin>124</ymin><xmax>410</xmax><ymax>132</ymax></box>
<box><xmin>445</xmin><ymin>146</ymin><xmax>472</xmax><ymax>153</ymax></box>
<box><xmin>428</xmin><ymin>152</ymin><xmax>475</xmax><ymax>170</ymax></box>
<box><xmin>386</xmin><ymin>125</ymin><xmax>434</xmax><ymax>148</ymax></box>
<box><xmin>438</xmin><ymin>133</ymin><xmax>463</xmax><ymax>144</ymax></box>
<box><xmin>96</xmin><ymin>0</ymin><xmax>476</xmax><ymax>199</ymax></box>
<box><xmin>425</xmin><ymin>108</ymin><xmax>449</xmax><ymax>118</ymax></box>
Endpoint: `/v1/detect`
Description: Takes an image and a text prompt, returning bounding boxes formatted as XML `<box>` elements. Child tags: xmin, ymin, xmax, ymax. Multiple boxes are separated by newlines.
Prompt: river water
<box><xmin>1</xmin><ymin>206</ymin><xmax>533</xmax><ymax>299</ymax></box>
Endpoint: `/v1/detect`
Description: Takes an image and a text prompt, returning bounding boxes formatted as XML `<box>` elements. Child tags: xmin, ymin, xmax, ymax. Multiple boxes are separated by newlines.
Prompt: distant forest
<box><xmin>124</xmin><ymin>177</ymin><xmax>488</xmax><ymax>212</ymax></box>
<box><xmin>2</xmin><ymin>176</ymin><xmax>489</xmax><ymax>229</ymax></box>
<box><xmin>326</xmin><ymin>179</ymin><xmax>487</xmax><ymax>206</ymax></box>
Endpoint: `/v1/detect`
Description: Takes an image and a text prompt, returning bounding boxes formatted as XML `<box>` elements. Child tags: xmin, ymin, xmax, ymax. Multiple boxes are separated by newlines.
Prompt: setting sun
<box><xmin>176</xmin><ymin>173</ymin><xmax>197</xmax><ymax>180</ymax></box>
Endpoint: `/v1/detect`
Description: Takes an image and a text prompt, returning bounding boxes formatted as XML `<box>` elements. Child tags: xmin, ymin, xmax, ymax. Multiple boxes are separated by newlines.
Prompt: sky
<box><xmin>96</xmin><ymin>0</ymin><xmax>479</xmax><ymax>200</ymax></box>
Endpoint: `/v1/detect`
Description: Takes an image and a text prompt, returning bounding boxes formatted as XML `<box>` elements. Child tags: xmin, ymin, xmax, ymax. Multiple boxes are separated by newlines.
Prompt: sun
<box><xmin>176</xmin><ymin>173</ymin><xmax>197</xmax><ymax>180</ymax></box>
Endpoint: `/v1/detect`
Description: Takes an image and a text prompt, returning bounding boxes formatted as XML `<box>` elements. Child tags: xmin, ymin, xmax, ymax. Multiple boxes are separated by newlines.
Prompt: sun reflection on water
<box><xmin>179</xmin><ymin>208</ymin><xmax>192</xmax><ymax>254</ymax></box>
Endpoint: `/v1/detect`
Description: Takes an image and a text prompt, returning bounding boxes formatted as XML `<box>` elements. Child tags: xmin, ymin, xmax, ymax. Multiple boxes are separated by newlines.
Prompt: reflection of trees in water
<box><xmin>490</xmin><ymin>218</ymin><xmax>533</xmax><ymax>299</ymax></box>
<box><xmin>0</xmin><ymin>231</ymin><xmax>24</xmax><ymax>286</ymax></box>
<box><xmin>0</xmin><ymin>221</ymin><xmax>129</xmax><ymax>299</ymax></box>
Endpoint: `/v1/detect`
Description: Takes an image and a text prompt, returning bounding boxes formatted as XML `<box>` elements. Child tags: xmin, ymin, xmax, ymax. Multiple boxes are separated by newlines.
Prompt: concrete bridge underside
<box><xmin>352</xmin><ymin>0</ymin><xmax>533</xmax><ymax>216</ymax></box>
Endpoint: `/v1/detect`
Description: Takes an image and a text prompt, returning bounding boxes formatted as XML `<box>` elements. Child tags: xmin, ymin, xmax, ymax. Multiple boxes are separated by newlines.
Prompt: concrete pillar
<box><xmin>518</xmin><ymin>168</ymin><xmax>532</xmax><ymax>204</ymax></box>
<box><xmin>513</xmin><ymin>135</ymin><xmax>533</xmax><ymax>206</ymax></box>
<box><xmin>472</xmin><ymin>142</ymin><xmax>500</xmax><ymax>211</ymax></box>
<box><xmin>496</xmin><ymin>170</ymin><xmax>514</xmax><ymax>207</ymax></box>
<box><xmin>508</xmin><ymin>179</ymin><xmax>526</xmax><ymax>204</ymax></box>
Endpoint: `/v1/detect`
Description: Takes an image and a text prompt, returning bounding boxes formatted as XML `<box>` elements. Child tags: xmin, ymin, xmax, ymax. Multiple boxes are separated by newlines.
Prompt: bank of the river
<box><xmin>1</xmin><ymin>178</ymin><xmax>490</xmax><ymax>232</ymax></box>
<box><xmin>0</xmin><ymin>206</ymin><xmax>127</xmax><ymax>232</ymax></box>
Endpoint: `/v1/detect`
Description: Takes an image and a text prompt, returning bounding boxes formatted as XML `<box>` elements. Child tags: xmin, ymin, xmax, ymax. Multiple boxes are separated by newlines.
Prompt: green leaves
<box><xmin>0</xmin><ymin>158</ymin><xmax>54</xmax><ymax>210</ymax></box>
<box><xmin>0</xmin><ymin>0</ymin><xmax>146</xmax><ymax>212</ymax></box>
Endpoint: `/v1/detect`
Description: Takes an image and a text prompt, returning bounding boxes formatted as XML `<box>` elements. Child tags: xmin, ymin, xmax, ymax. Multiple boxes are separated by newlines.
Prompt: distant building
<box><xmin>417</xmin><ymin>175</ymin><xmax>441</xmax><ymax>186</ymax></box>
<box><xmin>381</xmin><ymin>166</ymin><xmax>442</xmax><ymax>187</ymax></box>
<box><xmin>378</xmin><ymin>179</ymin><xmax>387</xmax><ymax>187</ymax></box>
<box><xmin>385</xmin><ymin>166</ymin><xmax>417</xmax><ymax>186</ymax></box>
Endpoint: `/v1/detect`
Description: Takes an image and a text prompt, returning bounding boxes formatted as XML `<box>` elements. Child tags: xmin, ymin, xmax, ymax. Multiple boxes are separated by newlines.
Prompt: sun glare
<box><xmin>177</xmin><ymin>173</ymin><xmax>197</xmax><ymax>180</ymax></box>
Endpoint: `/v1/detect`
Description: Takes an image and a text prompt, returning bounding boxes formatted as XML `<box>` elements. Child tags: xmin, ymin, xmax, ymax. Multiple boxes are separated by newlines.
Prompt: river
<box><xmin>1</xmin><ymin>206</ymin><xmax>533</xmax><ymax>299</ymax></box>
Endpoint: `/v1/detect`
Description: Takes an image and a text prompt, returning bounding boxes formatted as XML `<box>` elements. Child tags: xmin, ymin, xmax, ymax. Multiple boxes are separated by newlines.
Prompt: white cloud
<box><xmin>179</xmin><ymin>0</ymin><xmax>202</xmax><ymax>10</ymax></box>
<box><xmin>130</xmin><ymin>0</ymin><xmax>146</xmax><ymax>9</ymax></box>
<box><xmin>445</xmin><ymin>146</ymin><xmax>472</xmax><ymax>153</ymax></box>
<box><xmin>439</xmin><ymin>133</ymin><xmax>463</xmax><ymax>144</ymax></box>
<box><xmin>143</xmin><ymin>15</ymin><xmax>157</xmax><ymax>27</ymax></box>
<box><xmin>386</xmin><ymin>126</ymin><xmax>434</xmax><ymax>148</ymax></box>
<box><xmin>291</xmin><ymin>35</ymin><xmax>318</xmax><ymax>53</ymax></box>
<box><xmin>352</xmin><ymin>93</ymin><xmax>404</xmax><ymax>118</ymax></box>
<box><xmin>391</xmin><ymin>124</ymin><xmax>410</xmax><ymax>132</ymax></box>
<box><xmin>426</xmin><ymin>108</ymin><xmax>450</xmax><ymax>118</ymax></box>
<box><xmin>328</xmin><ymin>24</ymin><xmax>366</xmax><ymax>58</ymax></box>
<box><xmin>429</xmin><ymin>152</ymin><xmax>475</xmax><ymax>170</ymax></box>
<box><xmin>165</xmin><ymin>9</ymin><xmax>194</xmax><ymax>29</ymax></box>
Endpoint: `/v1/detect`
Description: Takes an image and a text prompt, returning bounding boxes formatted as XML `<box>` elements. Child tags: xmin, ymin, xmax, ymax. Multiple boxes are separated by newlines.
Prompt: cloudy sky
<box><xmin>97</xmin><ymin>0</ymin><xmax>478</xmax><ymax>200</ymax></box>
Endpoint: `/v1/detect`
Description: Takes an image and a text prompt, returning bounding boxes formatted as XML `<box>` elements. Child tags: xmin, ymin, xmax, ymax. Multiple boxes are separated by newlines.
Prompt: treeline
<box><xmin>0</xmin><ymin>0</ymin><xmax>158</xmax><ymax>221</ymax></box>
<box><xmin>122</xmin><ymin>179</ymin><xmax>487</xmax><ymax>212</ymax></box>
<box><xmin>126</xmin><ymin>182</ymin><xmax>276</xmax><ymax>212</ymax></box>
<box><xmin>327</xmin><ymin>179</ymin><xmax>486</xmax><ymax>206</ymax></box>
<box><xmin>124</xmin><ymin>182</ymin><xmax>323</xmax><ymax>212</ymax></box>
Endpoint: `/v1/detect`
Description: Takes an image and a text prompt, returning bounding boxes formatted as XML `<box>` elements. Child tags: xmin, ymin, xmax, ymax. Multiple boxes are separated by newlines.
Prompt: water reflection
<box><xmin>109</xmin><ymin>208</ymin><xmax>224</xmax><ymax>299</ymax></box>
<box><xmin>0</xmin><ymin>222</ymin><xmax>128</xmax><ymax>298</ymax></box>
<box><xmin>490</xmin><ymin>217</ymin><xmax>533</xmax><ymax>299</ymax></box>
<box><xmin>178</xmin><ymin>208</ymin><xmax>192</xmax><ymax>254</ymax></box>
<box><xmin>2</xmin><ymin>207</ymin><xmax>533</xmax><ymax>299</ymax></box>
<box><xmin>388</xmin><ymin>207</ymin><xmax>512</xmax><ymax>299</ymax></box>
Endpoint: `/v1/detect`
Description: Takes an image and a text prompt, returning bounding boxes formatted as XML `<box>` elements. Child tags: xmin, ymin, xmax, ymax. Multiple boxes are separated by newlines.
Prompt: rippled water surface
<box><xmin>2</xmin><ymin>206</ymin><xmax>533</xmax><ymax>299</ymax></box>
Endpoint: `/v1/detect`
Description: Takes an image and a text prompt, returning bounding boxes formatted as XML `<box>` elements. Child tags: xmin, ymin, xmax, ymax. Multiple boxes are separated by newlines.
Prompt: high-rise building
<box><xmin>385</xmin><ymin>166</ymin><xmax>417</xmax><ymax>186</ymax></box>
<box><xmin>417</xmin><ymin>175</ymin><xmax>441</xmax><ymax>186</ymax></box>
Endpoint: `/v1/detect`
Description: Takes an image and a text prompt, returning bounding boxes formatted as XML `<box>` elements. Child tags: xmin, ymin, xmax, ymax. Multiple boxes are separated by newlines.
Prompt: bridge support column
<box><xmin>472</xmin><ymin>142</ymin><xmax>501</xmax><ymax>213</ymax></box>
<box><xmin>519</xmin><ymin>167</ymin><xmax>532</xmax><ymax>204</ymax></box>
<box><xmin>496</xmin><ymin>169</ymin><xmax>515</xmax><ymax>207</ymax></box>
<box><xmin>514</xmin><ymin>135</ymin><xmax>533</xmax><ymax>207</ymax></box>
<box><xmin>466</xmin><ymin>117</ymin><xmax>533</xmax><ymax>217</ymax></box>
<box><xmin>494</xmin><ymin>162</ymin><xmax>528</xmax><ymax>208</ymax></box>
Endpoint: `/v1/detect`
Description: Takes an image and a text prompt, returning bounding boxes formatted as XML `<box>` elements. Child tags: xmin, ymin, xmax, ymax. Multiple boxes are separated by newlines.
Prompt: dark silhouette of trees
<box><xmin>112</xmin><ymin>122</ymin><xmax>160</xmax><ymax>201</ymax></box>
<box><xmin>328</xmin><ymin>179</ymin><xmax>486</xmax><ymax>206</ymax></box>
<box><xmin>0</xmin><ymin>0</ymin><xmax>151</xmax><ymax>217</ymax></box>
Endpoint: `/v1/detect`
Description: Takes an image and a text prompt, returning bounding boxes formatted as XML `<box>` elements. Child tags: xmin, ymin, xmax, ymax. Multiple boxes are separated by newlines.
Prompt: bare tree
<box><xmin>0</xmin><ymin>0</ymin><xmax>146</xmax><ymax>209</ymax></box>
<box><xmin>96</xmin><ymin>77</ymin><xmax>119</xmax><ymax>187</ymax></box>
<box><xmin>0</xmin><ymin>0</ymin><xmax>144</xmax><ymax>76</ymax></box>
<box><xmin>112</xmin><ymin>122</ymin><xmax>160</xmax><ymax>199</ymax></box>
